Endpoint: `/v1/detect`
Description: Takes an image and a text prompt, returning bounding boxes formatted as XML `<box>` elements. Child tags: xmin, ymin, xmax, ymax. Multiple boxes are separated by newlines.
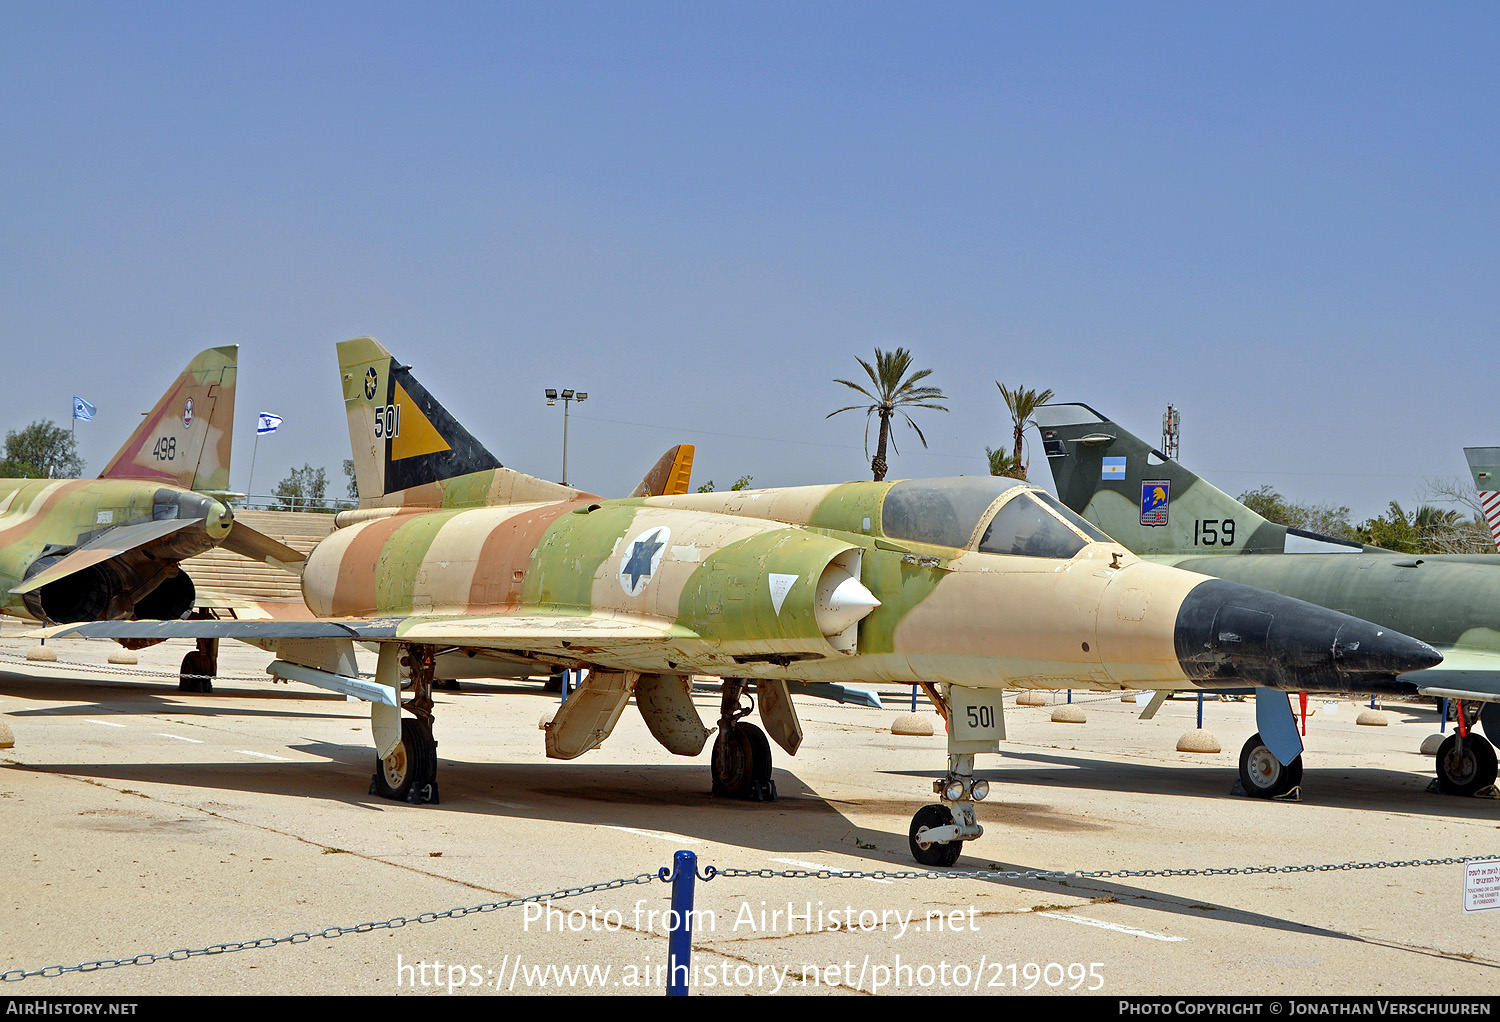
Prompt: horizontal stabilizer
<box><xmin>9</xmin><ymin>518</ymin><xmax>207</xmax><ymax>595</ymax></box>
<box><xmin>220</xmin><ymin>522</ymin><xmax>308</xmax><ymax>574</ymax></box>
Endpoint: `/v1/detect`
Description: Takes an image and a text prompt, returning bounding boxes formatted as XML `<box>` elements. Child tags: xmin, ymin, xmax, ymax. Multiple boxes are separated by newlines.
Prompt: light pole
<box><xmin>544</xmin><ymin>388</ymin><xmax>588</xmax><ymax>486</ymax></box>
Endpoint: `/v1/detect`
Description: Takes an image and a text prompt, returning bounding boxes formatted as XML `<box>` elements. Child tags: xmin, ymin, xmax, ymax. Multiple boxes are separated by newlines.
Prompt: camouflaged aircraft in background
<box><xmin>1465</xmin><ymin>447</ymin><xmax>1500</xmax><ymax>553</ymax></box>
<box><xmin>1036</xmin><ymin>401</ymin><xmax>1500</xmax><ymax>800</ymax></box>
<box><xmin>2</xmin><ymin>346</ymin><xmax>303</xmax><ymax>689</ymax></box>
<box><xmin>44</xmin><ymin>340</ymin><xmax>1443</xmax><ymax>867</ymax></box>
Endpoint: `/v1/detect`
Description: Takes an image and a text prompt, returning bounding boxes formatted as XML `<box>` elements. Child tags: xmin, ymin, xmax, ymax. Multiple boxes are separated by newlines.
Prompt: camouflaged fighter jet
<box><xmin>2</xmin><ymin>346</ymin><xmax>304</xmax><ymax>689</ymax></box>
<box><xmin>42</xmin><ymin>339</ymin><xmax>1443</xmax><ymax>867</ymax></box>
<box><xmin>1036</xmin><ymin>401</ymin><xmax>1500</xmax><ymax>800</ymax></box>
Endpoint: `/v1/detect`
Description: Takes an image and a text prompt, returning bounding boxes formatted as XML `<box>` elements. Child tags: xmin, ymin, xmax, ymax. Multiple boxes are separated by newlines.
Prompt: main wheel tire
<box><xmin>1238</xmin><ymin>732</ymin><xmax>1303</xmax><ymax>799</ymax></box>
<box><xmin>711</xmin><ymin>723</ymin><xmax>773</xmax><ymax>798</ymax></box>
<box><xmin>372</xmin><ymin>719</ymin><xmax>436</xmax><ymax>802</ymax></box>
<box><xmin>178</xmin><ymin>650</ymin><xmax>214</xmax><ymax>694</ymax></box>
<box><xmin>908</xmin><ymin>803</ymin><xmax>963</xmax><ymax>867</ymax></box>
<box><xmin>1436</xmin><ymin>733</ymin><xmax>1498</xmax><ymax>796</ymax></box>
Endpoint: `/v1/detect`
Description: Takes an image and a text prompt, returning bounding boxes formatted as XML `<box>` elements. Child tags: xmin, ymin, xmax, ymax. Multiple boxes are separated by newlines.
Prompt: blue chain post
<box><xmin>667</xmin><ymin>850</ymin><xmax>697</xmax><ymax>996</ymax></box>
<box><xmin>1441</xmin><ymin>698</ymin><xmax>1448</xmax><ymax>734</ymax></box>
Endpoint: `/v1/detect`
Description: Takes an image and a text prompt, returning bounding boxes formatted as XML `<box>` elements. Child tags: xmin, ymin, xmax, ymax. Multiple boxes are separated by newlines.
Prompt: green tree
<box><xmin>985</xmin><ymin>446</ymin><xmax>1023</xmax><ymax>479</ymax></box>
<box><xmin>1237</xmin><ymin>485</ymin><xmax>1356</xmax><ymax>540</ymax></box>
<box><xmin>4</xmin><ymin>420</ymin><xmax>84</xmax><ymax>479</ymax></box>
<box><xmin>995</xmin><ymin>384</ymin><xmax>1054</xmax><ymax>482</ymax></box>
<box><xmin>696</xmin><ymin>474</ymin><xmax>754</xmax><ymax>493</ymax></box>
<box><xmin>1357</xmin><ymin>502</ymin><xmax>1420</xmax><ymax>553</ymax></box>
<box><xmin>343</xmin><ymin>458</ymin><xmax>358</xmax><ymax>500</ymax></box>
<box><xmin>828</xmin><ymin>348</ymin><xmax>947</xmax><ymax>481</ymax></box>
<box><xmin>273</xmin><ymin>464</ymin><xmax>329</xmax><ymax>511</ymax></box>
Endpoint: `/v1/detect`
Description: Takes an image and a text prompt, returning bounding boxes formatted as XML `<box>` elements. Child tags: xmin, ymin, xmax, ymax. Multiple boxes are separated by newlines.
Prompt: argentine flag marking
<box><xmin>1101</xmin><ymin>456</ymin><xmax>1126</xmax><ymax>481</ymax></box>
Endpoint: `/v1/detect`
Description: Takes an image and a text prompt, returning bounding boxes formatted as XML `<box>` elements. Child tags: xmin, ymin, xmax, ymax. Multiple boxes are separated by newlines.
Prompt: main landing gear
<box><xmin>369</xmin><ymin>644</ymin><xmax>440</xmax><ymax>805</ymax></box>
<box><xmin>179</xmin><ymin>638</ymin><xmax>219</xmax><ymax>694</ymax></box>
<box><xmin>711</xmin><ymin>680</ymin><xmax>775</xmax><ymax>800</ymax></box>
<box><xmin>1237</xmin><ymin>732</ymin><xmax>1304</xmax><ymax>800</ymax></box>
<box><xmin>1435</xmin><ymin>731</ymin><xmax>1498</xmax><ymax>797</ymax></box>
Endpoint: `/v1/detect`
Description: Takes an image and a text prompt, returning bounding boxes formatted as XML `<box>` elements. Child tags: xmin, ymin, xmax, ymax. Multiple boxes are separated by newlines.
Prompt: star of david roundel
<box><xmin>618</xmin><ymin>526</ymin><xmax>670</xmax><ymax>597</ymax></box>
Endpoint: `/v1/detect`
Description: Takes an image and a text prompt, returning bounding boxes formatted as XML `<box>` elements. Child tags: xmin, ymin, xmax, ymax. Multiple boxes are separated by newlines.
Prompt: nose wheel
<box><xmin>909</xmin><ymin>804</ymin><xmax>964</xmax><ymax>867</ymax></box>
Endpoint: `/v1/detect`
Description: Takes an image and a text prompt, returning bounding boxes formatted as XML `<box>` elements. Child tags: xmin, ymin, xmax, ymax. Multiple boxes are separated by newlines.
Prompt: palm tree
<box><xmin>985</xmin><ymin>446</ymin><xmax>1023</xmax><ymax>479</ymax></box>
<box><xmin>996</xmin><ymin>383</ymin><xmax>1055</xmax><ymax>481</ymax></box>
<box><xmin>828</xmin><ymin>348</ymin><xmax>948</xmax><ymax>481</ymax></box>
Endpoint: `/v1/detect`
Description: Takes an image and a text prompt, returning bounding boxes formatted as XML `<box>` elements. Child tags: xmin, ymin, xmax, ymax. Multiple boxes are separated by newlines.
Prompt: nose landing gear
<box><xmin>906</xmin><ymin>686</ymin><xmax>1003</xmax><ymax>867</ymax></box>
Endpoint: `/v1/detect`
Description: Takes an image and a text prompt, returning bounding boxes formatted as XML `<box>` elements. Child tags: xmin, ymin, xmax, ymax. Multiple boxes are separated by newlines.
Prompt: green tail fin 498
<box><xmin>337</xmin><ymin>337</ymin><xmax>583</xmax><ymax>510</ymax></box>
<box><xmin>1033</xmin><ymin>402</ymin><xmax>1367</xmax><ymax>557</ymax></box>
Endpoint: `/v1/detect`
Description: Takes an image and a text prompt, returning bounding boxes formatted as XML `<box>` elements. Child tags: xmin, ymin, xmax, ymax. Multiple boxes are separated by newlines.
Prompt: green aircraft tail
<box><xmin>99</xmin><ymin>345</ymin><xmax>238</xmax><ymax>494</ymax></box>
<box><xmin>337</xmin><ymin>337</ymin><xmax>582</xmax><ymax>511</ymax></box>
<box><xmin>1033</xmin><ymin>402</ymin><xmax>1367</xmax><ymax>557</ymax></box>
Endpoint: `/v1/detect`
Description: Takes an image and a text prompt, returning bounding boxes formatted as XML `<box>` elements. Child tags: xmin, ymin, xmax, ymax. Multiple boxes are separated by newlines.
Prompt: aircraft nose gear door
<box><xmin>909</xmin><ymin>685</ymin><xmax>1002</xmax><ymax>867</ymax></box>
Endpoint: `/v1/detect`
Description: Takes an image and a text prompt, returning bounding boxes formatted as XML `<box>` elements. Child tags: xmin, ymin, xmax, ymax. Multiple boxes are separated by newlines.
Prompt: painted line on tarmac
<box><xmin>608</xmin><ymin>826</ymin><xmax>703</xmax><ymax>843</ymax></box>
<box><xmin>85</xmin><ymin>718</ymin><xmax>127</xmax><ymax>728</ymax></box>
<box><xmin>155</xmin><ymin>732</ymin><xmax>203</xmax><ymax>743</ymax></box>
<box><xmin>772</xmin><ymin>857</ymin><xmax>894</xmax><ymax>884</ymax></box>
<box><xmin>1041</xmin><ymin>913</ymin><xmax>1184</xmax><ymax>941</ymax></box>
<box><xmin>476</xmin><ymin>797</ymin><xmax>531</xmax><ymax>810</ymax></box>
<box><xmin>236</xmin><ymin>750</ymin><xmax>295</xmax><ymax>762</ymax></box>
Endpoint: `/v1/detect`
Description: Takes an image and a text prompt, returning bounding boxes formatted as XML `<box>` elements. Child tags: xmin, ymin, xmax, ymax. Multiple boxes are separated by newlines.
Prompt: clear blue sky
<box><xmin>2</xmin><ymin>2</ymin><xmax>1495</xmax><ymax>519</ymax></box>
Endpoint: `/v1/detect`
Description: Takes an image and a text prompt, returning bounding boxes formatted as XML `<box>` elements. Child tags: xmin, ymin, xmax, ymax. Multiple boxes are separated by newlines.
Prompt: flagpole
<box><xmin>247</xmin><ymin>433</ymin><xmax>260</xmax><ymax>506</ymax></box>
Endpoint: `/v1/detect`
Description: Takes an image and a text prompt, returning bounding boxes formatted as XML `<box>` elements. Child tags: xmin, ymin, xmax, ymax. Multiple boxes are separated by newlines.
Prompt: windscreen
<box><xmin>977</xmin><ymin>491</ymin><xmax>1089</xmax><ymax>558</ymax></box>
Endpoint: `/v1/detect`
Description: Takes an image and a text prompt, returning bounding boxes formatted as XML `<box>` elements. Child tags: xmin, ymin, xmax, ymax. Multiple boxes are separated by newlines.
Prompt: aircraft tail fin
<box><xmin>629</xmin><ymin>445</ymin><xmax>695</xmax><ymax>498</ymax></box>
<box><xmin>1464</xmin><ymin>447</ymin><xmax>1500</xmax><ymax>552</ymax></box>
<box><xmin>1033</xmin><ymin>402</ymin><xmax>1366</xmax><ymax>556</ymax></box>
<box><xmin>99</xmin><ymin>345</ymin><xmax>238</xmax><ymax>493</ymax></box>
<box><xmin>337</xmin><ymin>337</ymin><xmax>582</xmax><ymax>510</ymax></box>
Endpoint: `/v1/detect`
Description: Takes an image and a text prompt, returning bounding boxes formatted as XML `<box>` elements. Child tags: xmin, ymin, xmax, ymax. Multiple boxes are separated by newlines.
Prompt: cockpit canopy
<box><xmin>880</xmin><ymin>478</ymin><xmax>1111</xmax><ymax>558</ymax></box>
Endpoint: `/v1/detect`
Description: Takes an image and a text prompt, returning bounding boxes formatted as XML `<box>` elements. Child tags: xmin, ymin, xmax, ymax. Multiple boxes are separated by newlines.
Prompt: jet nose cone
<box><xmin>1174</xmin><ymin>579</ymin><xmax>1441</xmax><ymax>693</ymax></box>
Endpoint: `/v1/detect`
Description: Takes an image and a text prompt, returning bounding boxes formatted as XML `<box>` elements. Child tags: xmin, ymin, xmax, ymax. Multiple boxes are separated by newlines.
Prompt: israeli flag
<box><xmin>1101</xmin><ymin>456</ymin><xmax>1127</xmax><ymax>481</ymax></box>
<box><xmin>257</xmin><ymin>412</ymin><xmax>283</xmax><ymax>435</ymax></box>
<box><xmin>72</xmin><ymin>396</ymin><xmax>96</xmax><ymax>422</ymax></box>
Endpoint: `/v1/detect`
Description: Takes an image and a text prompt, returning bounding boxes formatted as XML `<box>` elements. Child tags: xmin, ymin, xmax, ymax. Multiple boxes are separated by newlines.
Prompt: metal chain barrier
<box><xmin>703</xmin><ymin>854</ymin><xmax>1490</xmax><ymax>882</ymax></box>
<box><xmin>0</xmin><ymin>871</ymin><xmax>665</xmax><ymax>982</ymax></box>
<box><xmin>5</xmin><ymin>853</ymin><xmax>1495</xmax><ymax>984</ymax></box>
